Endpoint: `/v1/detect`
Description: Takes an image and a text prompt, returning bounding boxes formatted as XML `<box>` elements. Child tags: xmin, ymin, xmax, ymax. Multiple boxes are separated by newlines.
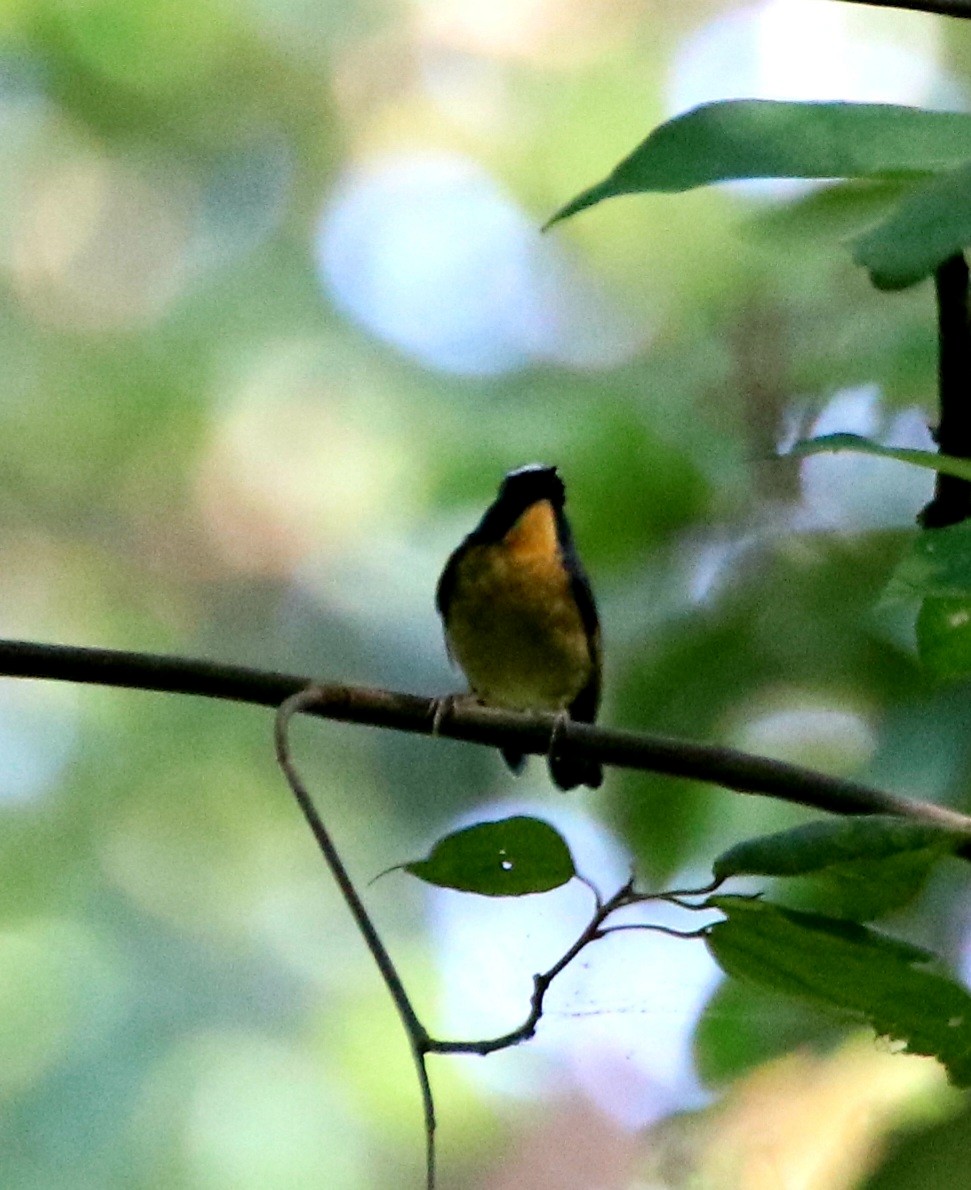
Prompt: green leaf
<box><xmin>853</xmin><ymin>159</ymin><xmax>971</xmax><ymax>290</ymax></box>
<box><xmin>749</xmin><ymin>179</ymin><xmax>914</xmax><ymax>246</ymax></box>
<box><xmin>805</xmin><ymin>850</ymin><xmax>957</xmax><ymax>921</ymax></box>
<box><xmin>706</xmin><ymin>897</ymin><xmax>971</xmax><ymax>1086</ymax></box>
<box><xmin>694</xmin><ymin>974</ymin><xmax>846</xmax><ymax>1086</ymax></box>
<box><xmin>917</xmin><ymin>597</ymin><xmax>971</xmax><ymax>680</ymax></box>
<box><xmin>713</xmin><ymin>816</ymin><xmax>963</xmax><ymax>919</ymax></box>
<box><xmin>884</xmin><ymin>528</ymin><xmax>971</xmax><ymax>682</ymax></box>
<box><xmin>713</xmin><ymin>816</ymin><xmax>962</xmax><ymax>881</ymax></box>
<box><xmin>885</xmin><ymin>523</ymin><xmax>971</xmax><ymax>603</ymax></box>
<box><xmin>403</xmin><ymin>816</ymin><xmax>575</xmax><ymax>897</ymax></box>
<box><xmin>788</xmin><ymin>433</ymin><xmax>971</xmax><ymax>483</ymax></box>
<box><xmin>710</xmin><ymin>896</ymin><xmax>935</xmax><ymax>964</ymax></box>
<box><xmin>545</xmin><ymin>100</ymin><xmax>971</xmax><ymax>227</ymax></box>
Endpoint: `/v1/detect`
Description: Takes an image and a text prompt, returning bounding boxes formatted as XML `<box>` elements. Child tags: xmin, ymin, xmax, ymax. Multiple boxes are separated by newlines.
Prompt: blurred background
<box><xmin>2</xmin><ymin>0</ymin><xmax>971</xmax><ymax>1186</ymax></box>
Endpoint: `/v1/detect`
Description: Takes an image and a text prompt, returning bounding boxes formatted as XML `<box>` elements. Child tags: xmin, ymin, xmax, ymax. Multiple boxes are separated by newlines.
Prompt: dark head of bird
<box><xmin>476</xmin><ymin>464</ymin><xmax>565</xmax><ymax>540</ymax></box>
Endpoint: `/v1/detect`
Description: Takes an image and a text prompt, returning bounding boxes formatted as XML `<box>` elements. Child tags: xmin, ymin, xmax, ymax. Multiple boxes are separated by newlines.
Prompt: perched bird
<box><xmin>436</xmin><ymin>464</ymin><xmax>602</xmax><ymax>790</ymax></box>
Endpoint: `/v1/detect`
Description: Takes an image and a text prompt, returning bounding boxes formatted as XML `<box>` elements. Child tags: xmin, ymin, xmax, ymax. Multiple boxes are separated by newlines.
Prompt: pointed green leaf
<box><xmin>545</xmin><ymin>100</ymin><xmax>971</xmax><ymax>227</ymax></box>
<box><xmin>694</xmin><ymin>974</ymin><xmax>846</xmax><ymax>1086</ymax></box>
<box><xmin>853</xmin><ymin>159</ymin><xmax>971</xmax><ymax>290</ymax></box>
<box><xmin>404</xmin><ymin>816</ymin><xmax>575</xmax><ymax>897</ymax></box>
<box><xmin>714</xmin><ymin>816</ymin><xmax>962</xmax><ymax>881</ymax></box>
<box><xmin>706</xmin><ymin>897</ymin><xmax>971</xmax><ymax>1086</ymax></box>
<box><xmin>805</xmin><ymin>851</ymin><xmax>957</xmax><ymax>921</ymax></box>
<box><xmin>787</xmin><ymin>434</ymin><xmax>971</xmax><ymax>483</ymax></box>
<box><xmin>714</xmin><ymin>816</ymin><xmax>963</xmax><ymax>920</ymax></box>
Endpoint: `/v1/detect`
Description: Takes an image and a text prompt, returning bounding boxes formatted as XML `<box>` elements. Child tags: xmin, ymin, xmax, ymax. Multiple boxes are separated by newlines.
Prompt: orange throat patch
<box><xmin>502</xmin><ymin>499</ymin><xmax>560</xmax><ymax>563</ymax></box>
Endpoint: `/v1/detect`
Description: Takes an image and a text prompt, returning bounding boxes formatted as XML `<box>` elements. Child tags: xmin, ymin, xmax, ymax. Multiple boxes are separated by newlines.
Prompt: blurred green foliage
<box><xmin>2</xmin><ymin>0</ymin><xmax>971</xmax><ymax>1186</ymax></box>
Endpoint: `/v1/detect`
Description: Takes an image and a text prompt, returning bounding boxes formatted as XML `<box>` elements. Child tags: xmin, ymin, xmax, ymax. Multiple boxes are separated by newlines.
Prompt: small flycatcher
<box><xmin>436</xmin><ymin>464</ymin><xmax>602</xmax><ymax>790</ymax></box>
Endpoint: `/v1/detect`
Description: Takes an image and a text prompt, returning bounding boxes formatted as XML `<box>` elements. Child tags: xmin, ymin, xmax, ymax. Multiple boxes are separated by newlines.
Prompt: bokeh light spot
<box><xmin>728</xmin><ymin>691</ymin><xmax>877</xmax><ymax>774</ymax></box>
<box><xmin>669</xmin><ymin>0</ymin><xmax>951</xmax><ymax>112</ymax></box>
<box><xmin>0</xmin><ymin>918</ymin><xmax>125</xmax><ymax>1097</ymax></box>
<box><xmin>316</xmin><ymin>152</ymin><xmax>644</xmax><ymax>375</ymax></box>
<box><xmin>12</xmin><ymin>147</ymin><xmax>195</xmax><ymax>331</ymax></box>
<box><xmin>198</xmin><ymin>338</ymin><xmax>420</xmax><ymax>574</ymax></box>
<box><xmin>0</xmin><ymin>679</ymin><xmax>78</xmax><ymax>806</ymax></box>
<box><xmin>133</xmin><ymin>1031</ymin><xmax>369</xmax><ymax>1190</ymax></box>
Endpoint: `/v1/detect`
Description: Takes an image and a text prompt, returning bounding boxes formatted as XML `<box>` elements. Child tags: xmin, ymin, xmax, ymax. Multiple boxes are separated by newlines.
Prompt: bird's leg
<box><xmin>430</xmin><ymin>694</ymin><xmax>455</xmax><ymax>736</ymax></box>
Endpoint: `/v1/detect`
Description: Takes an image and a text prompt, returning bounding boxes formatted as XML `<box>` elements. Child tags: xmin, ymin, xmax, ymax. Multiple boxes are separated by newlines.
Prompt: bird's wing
<box><xmin>435</xmin><ymin>541</ymin><xmax>465</xmax><ymax>620</ymax></box>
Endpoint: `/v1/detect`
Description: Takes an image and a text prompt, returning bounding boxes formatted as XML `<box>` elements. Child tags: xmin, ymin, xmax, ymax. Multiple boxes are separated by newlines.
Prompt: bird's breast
<box><xmin>444</xmin><ymin>502</ymin><xmax>592</xmax><ymax>711</ymax></box>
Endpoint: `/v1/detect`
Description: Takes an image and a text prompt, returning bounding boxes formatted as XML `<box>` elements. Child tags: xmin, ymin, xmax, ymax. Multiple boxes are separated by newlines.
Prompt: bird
<box><xmin>436</xmin><ymin>463</ymin><xmax>602</xmax><ymax>790</ymax></box>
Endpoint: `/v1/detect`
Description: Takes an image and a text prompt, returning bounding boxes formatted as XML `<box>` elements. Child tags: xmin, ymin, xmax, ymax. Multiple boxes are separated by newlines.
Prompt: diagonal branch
<box><xmin>425</xmin><ymin>881</ymin><xmax>709</xmax><ymax>1057</ymax></box>
<box><xmin>836</xmin><ymin>0</ymin><xmax>971</xmax><ymax>18</ymax></box>
<box><xmin>2</xmin><ymin>637</ymin><xmax>971</xmax><ymax>838</ymax></box>
<box><xmin>275</xmin><ymin>690</ymin><xmax>439</xmax><ymax>1189</ymax></box>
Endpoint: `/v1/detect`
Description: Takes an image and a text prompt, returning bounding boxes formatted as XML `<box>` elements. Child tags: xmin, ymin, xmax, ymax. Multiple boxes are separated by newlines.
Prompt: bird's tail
<box><xmin>549</xmin><ymin>752</ymin><xmax>603</xmax><ymax>792</ymax></box>
<box><xmin>502</xmin><ymin>746</ymin><xmax>603</xmax><ymax>790</ymax></box>
<box><xmin>501</xmin><ymin>747</ymin><xmax>526</xmax><ymax>775</ymax></box>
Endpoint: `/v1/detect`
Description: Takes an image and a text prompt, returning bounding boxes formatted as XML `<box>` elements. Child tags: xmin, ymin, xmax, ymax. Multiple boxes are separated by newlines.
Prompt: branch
<box><xmin>16</xmin><ymin>636</ymin><xmax>968</xmax><ymax>1185</ymax></box>
<box><xmin>3</xmin><ymin>637</ymin><xmax>971</xmax><ymax>836</ymax></box>
<box><xmin>429</xmin><ymin>879</ymin><xmax>628</xmax><ymax>1057</ymax></box>
<box><xmin>920</xmin><ymin>254</ymin><xmax>971</xmax><ymax>528</ymax></box>
<box><xmin>836</xmin><ymin>0</ymin><xmax>971</xmax><ymax>18</ymax></box>
<box><xmin>275</xmin><ymin>691</ymin><xmax>438</xmax><ymax>1189</ymax></box>
<box><xmin>272</xmin><ymin>706</ymin><xmax>712</xmax><ymax>1189</ymax></box>
<box><xmin>274</xmin><ymin>700</ymin><xmax>703</xmax><ymax>1181</ymax></box>
<box><xmin>427</xmin><ymin>881</ymin><xmax>710</xmax><ymax>1057</ymax></box>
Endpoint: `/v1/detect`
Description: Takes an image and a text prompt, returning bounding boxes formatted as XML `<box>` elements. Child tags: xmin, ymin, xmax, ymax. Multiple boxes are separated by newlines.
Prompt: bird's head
<box><xmin>496</xmin><ymin>464</ymin><xmax>565</xmax><ymax>513</ymax></box>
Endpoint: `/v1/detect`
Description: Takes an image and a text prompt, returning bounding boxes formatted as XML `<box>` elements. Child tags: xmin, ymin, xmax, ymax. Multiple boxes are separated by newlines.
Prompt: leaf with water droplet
<box><xmin>402</xmin><ymin>816</ymin><xmax>576</xmax><ymax>896</ymax></box>
<box><xmin>884</xmin><ymin>522</ymin><xmax>971</xmax><ymax>606</ymax></box>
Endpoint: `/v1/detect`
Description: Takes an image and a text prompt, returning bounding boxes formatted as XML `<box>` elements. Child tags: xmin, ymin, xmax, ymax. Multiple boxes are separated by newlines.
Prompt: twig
<box><xmin>273</xmin><ymin>700</ymin><xmax>713</xmax><ymax>1184</ymax></box>
<box><xmin>274</xmin><ymin>690</ymin><xmax>437</xmax><ymax>1190</ymax></box>
<box><xmin>920</xmin><ymin>254</ymin><xmax>971</xmax><ymax>528</ymax></box>
<box><xmin>2</xmin><ymin>637</ymin><xmax>971</xmax><ymax>839</ymax></box>
<box><xmin>596</xmin><ymin>922</ymin><xmax>712</xmax><ymax>941</ymax></box>
<box><xmin>428</xmin><ymin>879</ymin><xmax>639</xmax><ymax>1056</ymax></box>
<box><xmin>427</xmin><ymin>880</ymin><xmax>719</xmax><ymax>1056</ymax></box>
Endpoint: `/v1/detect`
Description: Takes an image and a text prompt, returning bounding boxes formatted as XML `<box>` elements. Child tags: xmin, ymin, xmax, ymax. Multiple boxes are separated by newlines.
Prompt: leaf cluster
<box><xmin>384</xmin><ymin>92</ymin><xmax>971</xmax><ymax>1099</ymax></box>
<box><xmin>544</xmin><ymin>97</ymin><xmax>971</xmax><ymax>685</ymax></box>
<box><xmin>402</xmin><ymin>810</ymin><xmax>971</xmax><ymax>1087</ymax></box>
